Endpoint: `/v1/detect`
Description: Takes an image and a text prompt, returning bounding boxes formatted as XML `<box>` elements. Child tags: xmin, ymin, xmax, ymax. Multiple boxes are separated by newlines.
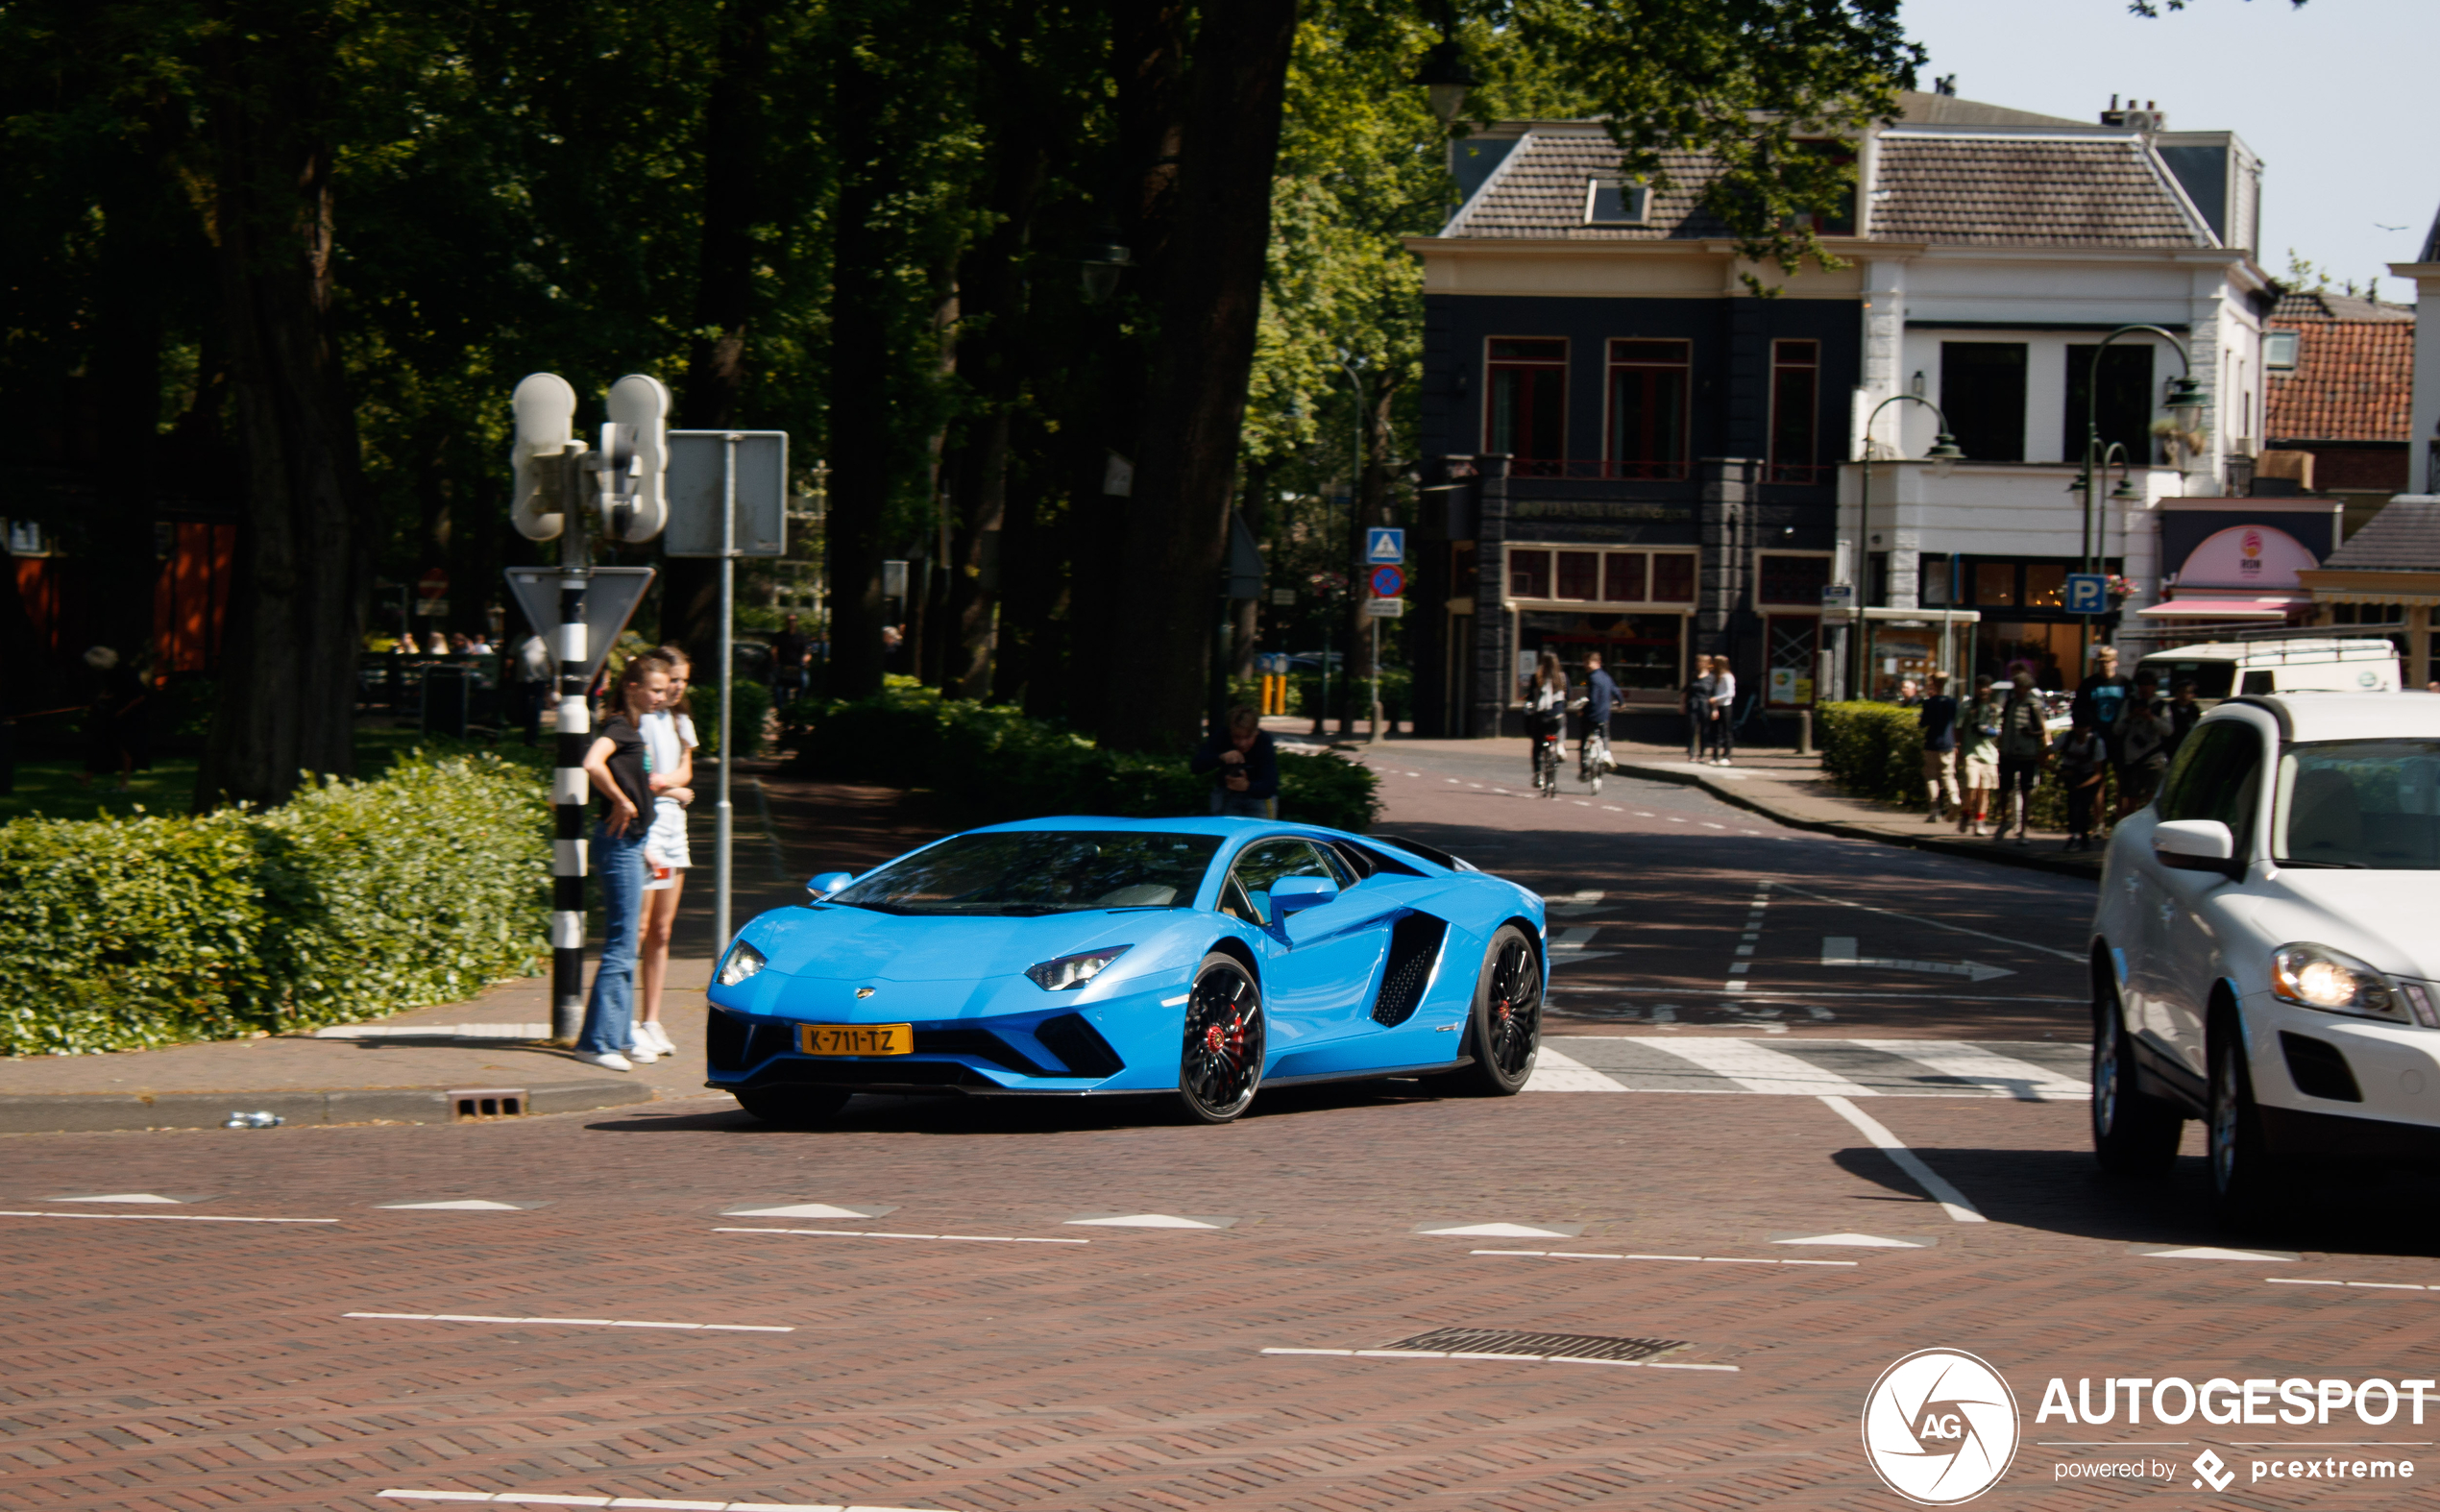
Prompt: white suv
<box><xmin>2089</xmin><ymin>693</ymin><xmax>2440</xmax><ymax>1218</ymax></box>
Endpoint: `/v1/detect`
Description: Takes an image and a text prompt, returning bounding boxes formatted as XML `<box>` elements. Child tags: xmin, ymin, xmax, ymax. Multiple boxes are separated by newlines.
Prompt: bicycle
<box><xmin>1533</xmin><ymin>724</ymin><xmax>1563</xmax><ymax>798</ymax></box>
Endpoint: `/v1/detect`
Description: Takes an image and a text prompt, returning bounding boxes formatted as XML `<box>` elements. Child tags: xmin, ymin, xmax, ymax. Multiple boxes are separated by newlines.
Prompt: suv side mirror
<box><xmin>2154</xmin><ymin>819</ymin><xmax>2240</xmax><ymax>879</ymax></box>
<box><xmin>1270</xmin><ymin>875</ymin><xmax>1338</xmax><ymax>915</ymax></box>
<box><xmin>808</xmin><ymin>871</ymin><xmax>856</xmax><ymax>897</ymax></box>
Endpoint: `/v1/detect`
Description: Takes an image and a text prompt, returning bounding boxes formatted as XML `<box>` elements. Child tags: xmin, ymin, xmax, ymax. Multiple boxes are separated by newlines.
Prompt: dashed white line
<box><xmin>347</xmin><ymin>1312</ymin><xmax>793</xmax><ymax>1332</ymax></box>
<box><xmin>2266</xmin><ymin>1278</ymin><xmax>2437</xmax><ymax>1292</ymax></box>
<box><xmin>1472</xmin><ymin>1249</ymin><xmax>1856</xmax><ymax>1269</ymax></box>
<box><xmin>381</xmin><ymin>1493</ymin><xmax>949</xmax><ymax>1510</ymax></box>
<box><xmin>714</xmin><ymin>1227</ymin><xmax>1088</xmax><ymax>1245</ymax></box>
<box><xmin>0</xmin><ymin>1209</ymin><xmax>337</xmax><ymax>1225</ymax></box>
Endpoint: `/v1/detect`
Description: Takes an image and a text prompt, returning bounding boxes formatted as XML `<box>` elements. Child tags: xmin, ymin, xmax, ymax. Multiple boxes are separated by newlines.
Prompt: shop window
<box><xmin>1555</xmin><ymin>551</ymin><xmax>1600</xmax><ymax>600</ymax></box>
<box><xmin>1766</xmin><ymin>618</ymin><xmax>1818</xmax><ymax>705</ymax></box>
<box><xmin>1757</xmin><ymin>553</ymin><xmax>1830</xmax><ymax>606</ymax></box>
<box><xmin>2024</xmin><ymin>564</ymin><xmax>2066</xmax><ymax>609</ymax></box>
<box><xmin>1508</xmin><ymin>549</ymin><xmax>1550</xmax><ymax>598</ymax></box>
<box><xmin>1920</xmin><ymin>554</ymin><xmax>1953</xmax><ymax>606</ymax></box>
<box><xmin>1972</xmin><ymin>562</ymin><xmax>2015</xmax><ymax>607</ymax></box>
<box><xmin>1767</xmin><ymin>340</ymin><xmax>1820</xmax><ymax>482</ymax></box>
<box><xmin>2330</xmin><ymin>601</ymin><xmax>2405</xmax><ymax>626</ymax></box>
<box><xmin>1940</xmin><ymin>342</ymin><xmax>2026</xmax><ymax>463</ymax></box>
<box><xmin>1651</xmin><ymin>552</ymin><xmax>1696</xmax><ymax>603</ymax></box>
<box><xmin>1603</xmin><ymin>552</ymin><xmax>1647</xmax><ymax>603</ymax></box>
<box><xmin>1606</xmin><ymin>339</ymin><xmax>1691</xmax><ymax>480</ymax></box>
<box><xmin>1522</xmin><ymin>612</ymin><xmax>1687</xmax><ymax>694</ymax></box>
<box><xmin>1487</xmin><ymin>339</ymin><xmax>1566</xmax><ymax>472</ymax></box>
<box><xmin>2064</xmin><ymin>344</ymin><xmax>2156</xmax><ymax>466</ymax></box>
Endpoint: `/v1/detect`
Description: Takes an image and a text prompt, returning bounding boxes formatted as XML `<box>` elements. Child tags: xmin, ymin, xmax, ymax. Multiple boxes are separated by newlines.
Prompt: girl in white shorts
<box><xmin>631</xmin><ymin>646</ymin><xmax>698</xmax><ymax>1061</ymax></box>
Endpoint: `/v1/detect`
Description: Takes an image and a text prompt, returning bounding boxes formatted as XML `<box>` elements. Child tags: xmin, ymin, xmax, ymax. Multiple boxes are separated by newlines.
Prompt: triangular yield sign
<box><xmin>1415</xmin><ymin>1222</ymin><xmax>1584</xmax><ymax>1238</ymax></box>
<box><xmin>378</xmin><ymin>1200</ymin><xmax>534</xmax><ymax>1211</ymax></box>
<box><xmin>48</xmin><ymin>1193</ymin><xmax>189</xmax><ymax>1205</ymax></box>
<box><xmin>2139</xmin><ymin>1246</ymin><xmax>2296</xmax><ymax>1261</ymax></box>
<box><xmin>502</xmin><ymin>566</ymin><xmax>656</xmax><ymax>688</ymax></box>
<box><xmin>721</xmin><ymin>1203</ymin><xmax>898</xmax><ymax>1220</ymax></box>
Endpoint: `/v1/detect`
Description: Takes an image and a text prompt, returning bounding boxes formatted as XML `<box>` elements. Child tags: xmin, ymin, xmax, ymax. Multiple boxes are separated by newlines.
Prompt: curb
<box><xmin>1609</xmin><ymin>760</ymin><xmax>2104</xmax><ymax>884</ymax></box>
<box><xmin>0</xmin><ymin>1078</ymin><xmax>657</xmax><ymax>1135</ymax></box>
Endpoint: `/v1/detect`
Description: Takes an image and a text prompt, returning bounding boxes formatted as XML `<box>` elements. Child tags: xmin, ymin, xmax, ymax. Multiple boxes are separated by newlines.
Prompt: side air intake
<box><xmin>1372</xmin><ymin>913</ymin><xmax>1449</xmax><ymax>1027</ymax></box>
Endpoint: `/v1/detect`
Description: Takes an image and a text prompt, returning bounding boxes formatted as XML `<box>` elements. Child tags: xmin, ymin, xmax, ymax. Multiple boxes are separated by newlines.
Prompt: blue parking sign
<box><xmin>1366</xmin><ymin>528</ymin><xmax>1405</xmax><ymax>564</ymax></box>
<box><xmin>2064</xmin><ymin>573</ymin><xmax>2110</xmax><ymax>615</ymax></box>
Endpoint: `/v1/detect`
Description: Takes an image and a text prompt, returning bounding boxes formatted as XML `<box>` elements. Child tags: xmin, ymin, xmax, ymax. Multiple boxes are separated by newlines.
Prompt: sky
<box><xmin>1899</xmin><ymin>0</ymin><xmax>2439</xmax><ymax>302</ymax></box>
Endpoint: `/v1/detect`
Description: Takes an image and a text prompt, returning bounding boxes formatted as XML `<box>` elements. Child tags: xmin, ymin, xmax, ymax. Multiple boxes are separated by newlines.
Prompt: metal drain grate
<box><xmin>1380</xmin><ymin>1327</ymin><xmax>1685</xmax><ymax>1362</ymax></box>
<box><xmin>450</xmin><ymin>1087</ymin><xmax>526</xmax><ymax>1120</ymax></box>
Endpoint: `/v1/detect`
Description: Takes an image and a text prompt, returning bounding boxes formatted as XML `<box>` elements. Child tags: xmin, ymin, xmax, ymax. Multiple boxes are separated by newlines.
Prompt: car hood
<box><xmin>2232</xmin><ymin>871</ymin><xmax>2440</xmax><ymax>983</ymax></box>
<box><xmin>752</xmin><ymin>905</ymin><xmax>1160</xmax><ymax>983</ymax></box>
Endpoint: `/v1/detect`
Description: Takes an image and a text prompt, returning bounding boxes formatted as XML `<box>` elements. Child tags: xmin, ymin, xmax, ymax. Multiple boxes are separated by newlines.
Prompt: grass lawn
<box><xmin>0</xmin><ymin>721</ymin><xmax>551</xmax><ymax>825</ymax></box>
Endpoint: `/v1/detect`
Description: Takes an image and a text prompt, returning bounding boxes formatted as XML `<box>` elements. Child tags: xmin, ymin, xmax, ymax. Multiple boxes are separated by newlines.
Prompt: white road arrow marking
<box><xmin>1820</xmin><ymin>936</ymin><xmax>2013</xmax><ymax>983</ymax></box>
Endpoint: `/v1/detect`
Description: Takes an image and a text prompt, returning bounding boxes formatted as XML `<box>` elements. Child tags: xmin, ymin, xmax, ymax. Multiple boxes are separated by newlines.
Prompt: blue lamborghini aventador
<box><xmin>703</xmin><ymin>817</ymin><xmax>1548</xmax><ymax>1124</ymax></box>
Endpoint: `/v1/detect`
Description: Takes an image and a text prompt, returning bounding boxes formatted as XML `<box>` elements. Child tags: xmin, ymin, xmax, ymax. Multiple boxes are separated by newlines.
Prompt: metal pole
<box><xmin>549</xmin><ymin>446</ymin><xmax>590</xmax><ymax>1044</ymax></box>
<box><xmin>715</xmin><ymin>432</ymin><xmax>738</xmax><ymax>954</ymax></box>
<box><xmin>1370</xmin><ymin>615</ymin><xmax>1381</xmax><ymax>742</ymax></box>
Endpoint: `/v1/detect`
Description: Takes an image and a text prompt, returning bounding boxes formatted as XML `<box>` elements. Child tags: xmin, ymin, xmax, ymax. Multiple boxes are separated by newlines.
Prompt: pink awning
<box><xmin>2135</xmin><ymin>597</ymin><xmax>2298</xmax><ymax>620</ymax></box>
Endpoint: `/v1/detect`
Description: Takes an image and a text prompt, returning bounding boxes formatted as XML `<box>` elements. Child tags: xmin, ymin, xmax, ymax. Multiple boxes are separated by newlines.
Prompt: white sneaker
<box><xmin>625</xmin><ymin>1036</ymin><xmax>660</xmax><ymax>1064</ymax></box>
<box><xmin>645</xmin><ymin>1021</ymin><xmax>677</xmax><ymax>1056</ymax></box>
<box><xmin>579</xmin><ymin>1050</ymin><xmax>634</xmax><ymax>1072</ymax></box>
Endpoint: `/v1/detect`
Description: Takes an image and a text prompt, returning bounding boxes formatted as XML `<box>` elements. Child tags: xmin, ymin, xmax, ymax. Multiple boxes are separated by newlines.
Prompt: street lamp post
<box><xmin>2077</xmin><ymin>325</ymin><xmax>2207</xmax><ymax>669</ymax></box>
<box><xmin>1847</xmin><ymin>392</ymin><xmax>1964</xmax><ymax>700</ymax></box>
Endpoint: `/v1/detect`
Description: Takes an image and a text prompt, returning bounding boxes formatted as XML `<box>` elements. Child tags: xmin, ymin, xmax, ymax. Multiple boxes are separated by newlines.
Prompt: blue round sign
<box><xmin>1369</xmin><ymin>564</ymin><xmax>1403</xmax><ymax>599</ymax></box>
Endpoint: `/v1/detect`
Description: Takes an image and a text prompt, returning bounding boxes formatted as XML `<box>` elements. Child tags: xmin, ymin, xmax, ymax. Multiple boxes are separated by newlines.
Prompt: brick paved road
<box><xmin>6</xmin><ymin>747</ymin><xmax>2438</xmax><ymax>1512</ymax></box>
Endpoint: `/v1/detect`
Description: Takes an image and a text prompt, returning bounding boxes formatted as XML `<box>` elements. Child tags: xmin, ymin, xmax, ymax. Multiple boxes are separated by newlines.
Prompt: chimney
<box><xmin>2100</xmin><ymin>92</ymin><xmax>2123</xmax><ymax>126</ymax></box>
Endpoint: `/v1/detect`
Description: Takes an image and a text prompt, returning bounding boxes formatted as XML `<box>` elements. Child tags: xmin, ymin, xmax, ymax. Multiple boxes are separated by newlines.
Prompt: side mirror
<box><xmin>2154</xmin><ymin>819</ymin><xmax>2240</xmax><ymax>879</ymax></box>
<box><xmin>808</xmin><ymin>871</ymin><xmax>856</xmax><ymax>898</ymax></box>
<box><xmin>1271</xmin><ymin>875</ymin><xmax>1338</xmax><ymax>915</ymax></box>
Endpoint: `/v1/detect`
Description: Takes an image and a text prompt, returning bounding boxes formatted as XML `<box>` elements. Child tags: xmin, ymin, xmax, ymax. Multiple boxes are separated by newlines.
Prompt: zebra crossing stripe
<box><xmin>1644</xmin><ymin>1037</ymin><xmax>1883</xmax><ymax>1097</ymax></box>
<box><xmin>1845</xmin><ymin>1039</ymin><xmax>2089</xmax><ymax>1101</ymax></box>
<box><xmin>1524</xmin><ymin>1038</ymin><xmax>2091</xmax><ymax>1098</ymax></box>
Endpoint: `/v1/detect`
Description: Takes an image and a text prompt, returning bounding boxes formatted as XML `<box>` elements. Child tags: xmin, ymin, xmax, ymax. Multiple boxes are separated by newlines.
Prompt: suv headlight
<box><xmin>2270</xmin><ymin>942</ymin><xmax>2404</xmax><ymax>1022</ymax></box>
<box><xmin>718</xmin><ymin>939</ymin><xmax>768</xmax><ymax>987</ymax></box>
<box><xmin>1026</xmin><ymin>945</ymin><xmax>1130</xmax><ymax>991</ymax></box>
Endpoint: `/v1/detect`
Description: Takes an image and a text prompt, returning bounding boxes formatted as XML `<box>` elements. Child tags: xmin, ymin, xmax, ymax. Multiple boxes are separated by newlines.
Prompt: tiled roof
<box><xmin>2265</xmin><ymin>310</ymin><xmax>2414</xmax><ymax>443</ymax></box>
<box><xmin>1892</xmin><ymin>90</ymin><xmax>2083</xmax><ymax>128</ymax></box>
<box><xmin>2321</xmin><ymin>498</ymin><xmax>2440</xmax><ymax>572</ymax></box>
<box><xmin>2273</xmin><ymin>289</ymin><xmax>2412</xmax><ymax>323</ymax></box>
<box><xmin>1447</xmin><ymin>134</ymin><xmax>1728</xmax><ymax>240</ymax></box>
<box><xmin>1445</xmin><ymin>130</ymin><xmax>2208</xmax><ymax>248</ymax></box>
<box><xmin>1867</xmin><ymin>135</ymin><xmax>2205</xmax><ymax>247</ymax></box>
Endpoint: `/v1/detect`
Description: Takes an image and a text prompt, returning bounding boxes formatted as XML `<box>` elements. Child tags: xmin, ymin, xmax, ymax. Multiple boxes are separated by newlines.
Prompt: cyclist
<box><xmin>1525</xmin><ymin>650</ymin><xmax>1567</xmax><ymax>794</ymax></box>
<box><xmin>1579</xmin><ymin>651</ymin><xmax>1618</xmax><ymax>782</ymax></box>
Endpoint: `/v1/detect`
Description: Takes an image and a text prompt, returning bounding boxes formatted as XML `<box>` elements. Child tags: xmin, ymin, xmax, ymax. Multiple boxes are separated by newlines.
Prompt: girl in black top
<box><xmin>575</xmin><ymin>654</ymin><xmax>672</xmax><ymax>1069</ymax></box>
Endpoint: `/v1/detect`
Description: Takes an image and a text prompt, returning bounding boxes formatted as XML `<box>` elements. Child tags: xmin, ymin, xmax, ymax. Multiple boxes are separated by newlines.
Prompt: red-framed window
<box><xmin>1606</xmin><ymin>338</ymin><xmax>1691</xmax><ymax>480</ymax></box>
<box><xmin>1650</xmin><ymin>552</ymin><xmax>1696</xmax><ymax>603</ymax></box>
<box><xmin>1555</xmin><ymin>550</ymin><xmax>1600</xmax><ymax>600</ymax></box>
<box><xmin>1767</xmin><ymin>339</ymin><xmax>1820</xmax><ymax>483</ymax></box>
<box><xmin>1508</xmin><ymin>549</ymin><xmax>1551</xmax><ymax>598</ymax></box>
<box><xmin>1485</xmin><ymin>338</ymin><xmax>1566</xmax><ymax>471</ymax></box>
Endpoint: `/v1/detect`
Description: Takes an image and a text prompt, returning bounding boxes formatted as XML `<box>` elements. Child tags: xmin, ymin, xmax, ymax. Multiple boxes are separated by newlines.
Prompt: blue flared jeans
<box><xmin>577</xmin><ymin>825</ymin><xmax>649</xmax><ymax>1056</ymax></box>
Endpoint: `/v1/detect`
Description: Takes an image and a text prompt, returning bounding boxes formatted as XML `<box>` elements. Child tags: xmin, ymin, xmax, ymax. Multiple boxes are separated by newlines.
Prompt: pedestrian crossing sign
<box><xmin>1366</xmin><ymin>528</ymin><xmax>1404</xmax><ymax>564</ymax></box>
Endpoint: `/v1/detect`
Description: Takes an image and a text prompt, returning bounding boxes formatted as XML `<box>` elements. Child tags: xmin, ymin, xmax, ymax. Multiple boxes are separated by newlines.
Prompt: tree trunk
<box><xmin>194</xmin><ymin>16</ymin><xmax>372</xmax><ymax>810</ymax></box>
<box><xmin>822</xmin><ymin>39</ymin><xmax>892</xmax><ymax>700</ymax></box>
<box><xmin>1097</xmin><ymin>0</ymin><xmax>1298</xmax><ymax>752</ymax></box>
<box><xmin>86</xmin><ymin>159</ymin><xmax>170</xmax><ymax>672</ymax></box>
<box><xmin>666</xmin><ymin>0</ymin><xmax>776</xmax><ymax>671</ymax></box>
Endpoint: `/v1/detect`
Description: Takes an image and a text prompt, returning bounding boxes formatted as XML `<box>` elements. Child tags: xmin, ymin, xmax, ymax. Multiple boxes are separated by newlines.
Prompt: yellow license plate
<box><xmin>798</xmin><ymin>1023</ymin><xmax>913</xmax><ymax>1057</ymax></box>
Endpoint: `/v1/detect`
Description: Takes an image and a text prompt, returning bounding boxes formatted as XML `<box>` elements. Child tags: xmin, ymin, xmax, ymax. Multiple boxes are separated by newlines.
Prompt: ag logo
<box><xmin>1863</xmin><ymin>1349</ymin><xmax>2019</xmax><ymax>1504</ymax></box>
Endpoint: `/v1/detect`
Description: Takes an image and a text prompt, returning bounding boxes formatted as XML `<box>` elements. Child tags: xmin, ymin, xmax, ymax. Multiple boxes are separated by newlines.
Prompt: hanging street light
<box><xmin>1080</xmin><ymin>230</ymin><xmax>1133</xmax><ymax>305</ymax></box>
<box><xmin>1412</xmin><ymin>37</ymin><xmax>1476</xmax><ymax>128</ymax></box>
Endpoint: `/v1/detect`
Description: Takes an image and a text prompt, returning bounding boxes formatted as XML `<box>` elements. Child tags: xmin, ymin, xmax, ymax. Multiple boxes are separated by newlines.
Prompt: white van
<box><xmin>2137</xmin><ymin>638</ymin><xmax>2401</xmax><ymax>702</ymax></box>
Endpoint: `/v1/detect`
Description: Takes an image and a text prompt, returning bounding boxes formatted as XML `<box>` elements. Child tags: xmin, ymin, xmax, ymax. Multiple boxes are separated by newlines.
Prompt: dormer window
<box><xmin>1583</xmin><ymin>178</ymin><xmax>1650</xmax><ymax>227</ymax></box>
<box><xmin>2263</xmin><ymin>330</ymin><xmax>2299</xmax><ymax>371</ymax></box>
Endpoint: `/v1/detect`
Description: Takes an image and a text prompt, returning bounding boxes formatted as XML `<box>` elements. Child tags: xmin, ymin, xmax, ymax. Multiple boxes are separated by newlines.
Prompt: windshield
<box><xmin>2141</xmin><ymin>660</ymin><xmax>2235</xmax><ymax>700</ymax></box>
<box><xmin>826</xmin><ymin>831</ymin><xmax>1223</xmax><ymax>915</ymax></box>
<box><xmin>2273</xmin><ymin>740</ymin><xmax>2440</xmax><ymax>870</ymax></box>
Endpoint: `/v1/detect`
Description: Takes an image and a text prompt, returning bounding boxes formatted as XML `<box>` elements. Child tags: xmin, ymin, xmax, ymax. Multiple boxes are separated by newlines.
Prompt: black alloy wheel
<box><xmin>732</xmin><ymin>1085</ymin><xmax>851</xmax><ymax>1128</ymax></box>
<box><xmin>1178</xmin><ymin>953</ymin><xmax>1265</xmax><ymax>1124</ymax></box>
<box><xmin>2208</xmin><ymin>1024</ymin><xmax>2285</xmax><ymax>1224</ymax></box>
<box><xmin>2090</xmin><ymin>969</ymin><xmax>2181</xmax><ymax>1174</ymax></box>
<box><xmin>1439</xmin><ymin>924</ymin><xmax>1541</xmax><ymax>1096</ymax></box>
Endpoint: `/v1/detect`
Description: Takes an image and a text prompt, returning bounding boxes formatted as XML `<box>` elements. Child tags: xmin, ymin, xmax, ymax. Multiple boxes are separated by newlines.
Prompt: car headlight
<box><xmin>1026</xmin><ymin>945</ymin><xmax>1130</xmax><ymax>991</ymax></box>
<box><xmin>718</xmin><ymin>939</ymin><xmax>768</xmax><ymax>987</ymax></box>
<box><xmin>2270</xmin><ymin>942</ymin><xmax>2403</xmax><ymax>1022</ymax></box>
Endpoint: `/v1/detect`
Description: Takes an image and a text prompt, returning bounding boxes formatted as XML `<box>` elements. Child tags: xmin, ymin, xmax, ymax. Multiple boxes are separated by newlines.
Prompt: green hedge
<box><xmin>688</xmin><ymin>677</ymin><xmax>772</xmax><ymax>759</ymax></box>
<box><xmin>1816</xmin><ymin>698</ymin><xmax>2111</xmax><ymax>835</ymax></box>
<box><xmin>783</xmin><ymin>681</ymin><xmax>1380</xmax><ymax>833</ymax></box>
<box><xmin>0</xmin><ymin>754</ymin><xmax>549</xmax><ymax>1057</ymax></box>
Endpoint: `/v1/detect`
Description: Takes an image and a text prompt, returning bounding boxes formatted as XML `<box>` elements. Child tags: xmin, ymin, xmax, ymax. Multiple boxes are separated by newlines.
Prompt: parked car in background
<box><xmin>2138</xmin><ymin>637</ymin><xmax>2400</xmax><ymax>706</ymax></box>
